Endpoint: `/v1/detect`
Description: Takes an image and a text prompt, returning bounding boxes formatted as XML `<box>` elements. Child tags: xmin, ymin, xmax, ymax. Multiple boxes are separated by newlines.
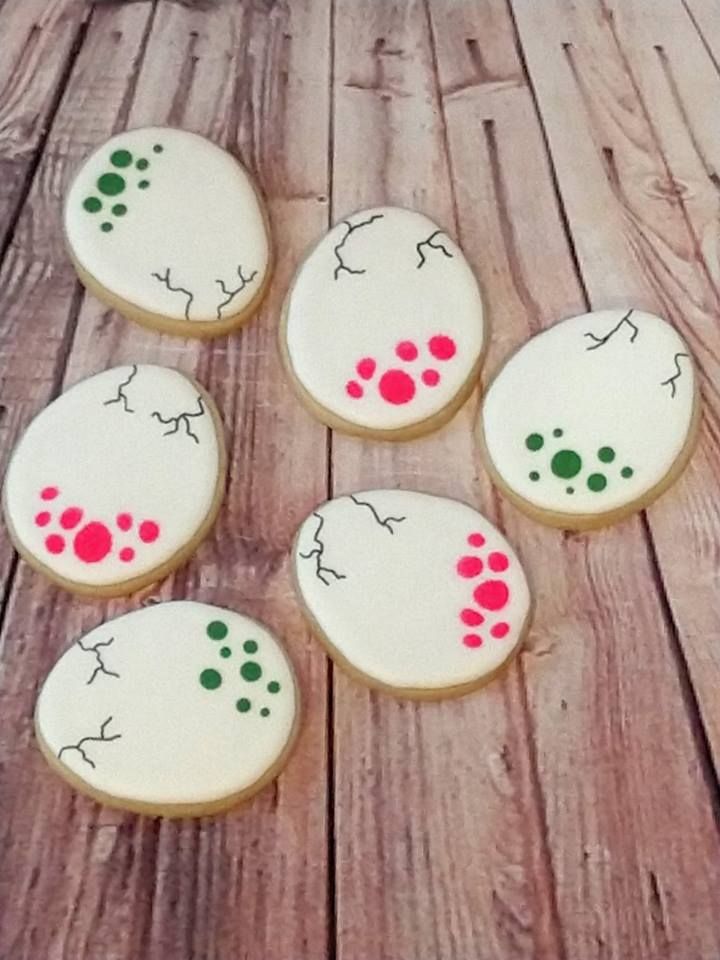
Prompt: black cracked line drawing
<box><xmin>58</xmin><ymin>716</ymin><xmax>121</xmax><ymax>770</ymax></box>
<box><xmin>660</xmin><ymin>352</ymin><xmax>690</xmax><ymax>398</ymax></box>
<box><xmin>103</xmin><ymin>365</ymin><xmax>138</xmax><ymax>413</ymax></box>
<box><xmin>349</xmin><ymin>494</ymin><xmax>406</xmax><ymax>534</ymax></box>
<box><xmin>299</xmin><ymin>512</ymin><xmax>346</xmax><ymax>586</ymax></box>
<box><xmin>584</xmin><ymin>309</ymin><xmax>639</xmax><ymax>350</ymax></box>
<box><xmin>151</xmin><ymin>267</ymin><xmax>195</xmax><ymax>320</ymax></box>
<box><xmin>77</xmin><ymin>636</ymin><xmax>120</xmax><ymax>685</ymax></box>
<box><xmin>416</xmin><ymin>230</ymin><xmax>453</xmax><ymax>269</ymax></box>
<box><xmin>151</xmin><ymin>396</ymin><xmax>205</xmax><ymax>444</ymax></box>
<box><xmin>214</xmin><ymin>265</ymin><xmax>258</xmax><ymax>319</ymax></box>
<box><xmin>333</xmin><ymin>213</ymin><xmax>384</xmax><ymax>280</ymax></box>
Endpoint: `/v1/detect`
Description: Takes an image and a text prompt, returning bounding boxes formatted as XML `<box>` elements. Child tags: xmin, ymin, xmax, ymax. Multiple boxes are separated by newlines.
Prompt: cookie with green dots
<box><xmin>64</xmin><ymin>127</ymin><xmax>272</xmax><ymax>338</ymax></box>
<box><xmin>478</xmin><ymin>309</ymin><xmax>700</xmax><ymax>530</ymax></box>
<box><xmin>35</xmin><ymin>602</ymin><xmax>299</xmax><ymax>817</ymax></box>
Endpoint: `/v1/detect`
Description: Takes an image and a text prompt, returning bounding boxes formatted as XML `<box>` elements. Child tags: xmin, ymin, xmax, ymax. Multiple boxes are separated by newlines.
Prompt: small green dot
<box><xmin>525</xmin><ymin>433</ymin><xmax>544</xmax><ymax>452</ymax></box>
<box><xmin>551</xmin><ymin>449</ymin><xmax>582</xmax><ymax>479</ymax></box>
<box><xmin>260</xmin><ymin>707</ymin><xmax>270</xmax><ymax>717</ymax></box>
<box><xmin>566</xmin><ymin>487</ymin><xmax>574</xmax><ymax>494</ymax></box>
<box><xmin>200</xmin><ymin>668</ymin><xmax>222</xmax><ymax>690</ymax></box>
<box><xmin>243</xmin><ymin>639</ymin><xmax>258</xmax><ymax>654</ymax></box>
<box><xmin>598</xmin><ymin>446</ymin><xmax>615</xmax><ymax>463</ymax></box>
<box><xmin>98</xmin><ymin>172</ymin><xmax>125</xmax><ymax>196</ymax></box>
<box><xmin>268</xmin><ymin>681</ymin><xmax>280</xmax><ymax>694</ymax></box>
<box><xmin>236</xmin><ymin>698</ymin><xmax>251</xmax><ymax>713</ymax></box>
<box><xmin>136</xmin><ymin>157</ymin><xmax>149</xmax><ymax>170</ymax></box>
<box><xmin>138</xmin><ymin>179</ymin><xmax>150</xmax><ymax>189</ymax></box>
<box><xmin>241</xmin><ymin>661</ymin><xmax>262</xmax><ymax>682</ymax></box>
<box><xmin>153</xmin><ymin>144</ymin><xmax>163</xmax><ymax>153</ymax></box>
<box><xmin>111</xmin><ymin>203</ymin><xmax>127</xmax><ymax>216</ymax></box>
<box><xmin>207</xmin><ymin>620</ymin><xmax>228</xmax><ymax>640</ymax></box>
<box><xmin>529</xmin><ymin>471</ymin><xmax>540</xmax><ymax>481</ymax></box>
<box><xmin>621</xmin><ymin>466</ymin><xmax>633</xmax><ymax>479</ymax></box>
<box><xmin>587</xmin><ymin>473</ymin><xmax>607</xmax><ymax>492</ymax></box>
<box><xmin>220</xmin><ymin>646</ymin><xmax>231</xmax><ymax>658</ymax></box>
<box><xmin>83</xmin><ymin>196</ymin><xmax>101</xmax><ymax>213</ymax></box>
<box><xmin>553</xmin><ymin>428</ymin><xmax>563</xmax><ymax>438</ymax></box>
<box><xmin>110</xmin><ymin>149</ymin><xmax>133</xmax><ymax>168</ymax></box>
<box><xmin>100</xmin><ymin>222</ymin><xmax>113</xmax><ymax>232</ymax></box>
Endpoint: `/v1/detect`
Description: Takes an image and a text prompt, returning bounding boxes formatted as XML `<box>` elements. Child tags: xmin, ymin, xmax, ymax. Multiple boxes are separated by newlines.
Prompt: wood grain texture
<box><xmin>1</xmin><ymin>1</ymin><xmax>720</xmax><ymax>958</ymax></box>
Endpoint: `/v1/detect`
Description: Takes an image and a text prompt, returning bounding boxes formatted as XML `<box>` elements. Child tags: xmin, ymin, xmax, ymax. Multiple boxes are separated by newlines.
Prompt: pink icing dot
<box><xmin>41</xmin><ymin>486</ymin><xmax>59</xmax><ymax>501</ymax></box>
<box><xmin>421</xmin><ymin>369</ymin><xmax>440</xmax><ymax>386</ymax></box>
<box><xmin>395</xmin><ymin>340</ymin><xmax>418</xmax><ymax>362</ymax></box>
<box><xmin>119</xmin><ymin>547</ymin><xmax>135</xmax><ymax>563</ymax></box>
<box><xmin>45</xmin><ymin>534</ymin><xmax>65</xmax><ymax>555</ymax></box>
<box><xmin>461</xmin><ymin>608</ymin><xmax>484</xmax><ymax>627</ymax></box>
<box><xmin>378</xmin><ymin>369</ymin><xmax>415</xmax><ymax>405</ymax></box>
<box><xmin>73</xmin><ymin>522</ymin><xmax>112</xmax><ymax>563</ymax></box>
<box><xmin>488</xmin><ymin>552</ymin><xmax>509</xmax><ymax>572</ymax></box>
<box><xmin>428</xmin><ymin>335</ymin><xmax>456</xmax><ymax>361</ymax></box>
<box><xmin>474</xmin><ymin>580</ymin><xmax>509</xmax><ymax>611</ymax></box>
<box><xmin>491</xmin><ymin>622</ymin><xmax>510</xmax><ymax>639</ymax></box>
<box><xmin>456</xmin><ymin>555</ymin><xmax>484</xmax><ymax>578</ymax></box>
<box><xmin>139</xmin><ymin>520</ymin><xmax>159</xmax><ymax>544</ymax></box>
<box><xmin>116</xmin><ymin>513</ymin><xmax>133</xmax><ymax>532</ymax></box>
<box><xmin>463</xmin><ymin>634</ymin><xmax>483</xmax><ymax>648</ymax></box>
<box><xmin>60</xmin><ymin>507</ymin><xmax>83</xmax><ymax>530</ymax></box>
<box><xmin>35</xmin><ymin>511</ymin><xmax>51</xmax><ymax>527</ymax></box>
<box><xmin>356</xmin><ymin>358</ymin><xmax>376</xmax><ymax>380</ymax></box>
<box><xmin>346</xmin><ymin>380</ymin><xmax>363</xmax><ymax>399</ymax></box>
<box><xmin>468</xmin><ymin>533</ymin><xmax>485</xmax><ymax>547</ymax></box>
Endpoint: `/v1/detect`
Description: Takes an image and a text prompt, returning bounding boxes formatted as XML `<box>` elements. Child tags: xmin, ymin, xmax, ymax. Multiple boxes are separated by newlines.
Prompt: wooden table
<box><xmin>1</xmin><ymin>1</ymin><xmax>720</xmax><ymax>957</ymax></box>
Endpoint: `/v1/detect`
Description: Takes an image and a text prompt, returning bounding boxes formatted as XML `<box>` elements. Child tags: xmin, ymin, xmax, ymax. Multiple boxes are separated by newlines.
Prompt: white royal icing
<box><xmin>3</xmin><ymin>365</ymin><xmax>223</xmax><ymax>587</ymax></box>
<box><xmin>293</xmin><ymin>491</ymin><xmax>530</xmax><ymax>692</ymax></box>
<box><xmin>65</xmin><ymin>127</ymin><xmax>269</xmax><ymax>323</ymax></box>
<box><xmin>284</xmin><ymin>207</ymin><xmax>485</xmax><ymax>431</ymax></box>
<box><xmin>481</xmin><ymin>309</ymin><xmax>696</xmax><ymax>516</ymax></box>
<box><xmin>36</xmin><ymin>602</ymin><xmax>297</xmax><ymax>807</ymax></box>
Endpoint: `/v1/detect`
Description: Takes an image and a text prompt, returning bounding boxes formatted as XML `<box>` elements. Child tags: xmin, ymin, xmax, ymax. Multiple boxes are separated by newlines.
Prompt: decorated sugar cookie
<box><xmin>65</xmin><ymin>127</ymin><xmax>271</xmax><ymax>337</ymax></box>
<box><xmin>293</xmin><ymin>491</ymin><xmax>531</xmax><ymax>697</ymax></box>
<box><xmin>3</xmin><ymin>365</ymin><xmax>225</xmax><ymax>596</ymax></box>
<box><xmin>35</xmin><ymin>602</ymin><xmax>298</xmax><ymax>815</ymax></box>
<box><xmin>281</xmin><ymin>207</ymin><xmax>486</xmax><ymax>438</ymax></box>
<box><xmin>480</xmin><ymin>309</ymin><xmax>699</xmax><ymax>529</ymax></box>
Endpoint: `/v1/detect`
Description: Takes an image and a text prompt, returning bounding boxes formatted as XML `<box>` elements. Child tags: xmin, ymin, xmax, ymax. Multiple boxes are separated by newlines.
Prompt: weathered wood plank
<box><xmin>0</xmin><ymin>2</ymin><xmax>331</xmax><ymax>958</ymax></box>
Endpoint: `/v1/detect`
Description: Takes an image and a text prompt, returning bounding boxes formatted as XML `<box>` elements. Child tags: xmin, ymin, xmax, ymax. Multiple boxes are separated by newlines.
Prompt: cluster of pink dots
<box><xmin>345</xmin><ymin>334</ymin><xmax>457</xmax><ymax>406</ymax></box>
<box><xmin>456</xmin><ymin>532</ymin><xmax>511</xmax><ymax>648</ymax></box>
<box><xmin>34</xmin><ymin>486</ymin><xmax>159</xmax><ymax>565</ymax></box>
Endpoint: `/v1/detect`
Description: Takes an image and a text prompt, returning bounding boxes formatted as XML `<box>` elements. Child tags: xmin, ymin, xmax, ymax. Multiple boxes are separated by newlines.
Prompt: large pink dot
<box><xmin>421</xmin><ymin>369</ymin><xmax>440</xmax><ymax>387</ymax></box>
<box><xmin>35</xmin><ymin>511</ymin><xmax>51</xmax><ymax>527</ymax></box>
<box><xmin>456</xmin><ymin>555</ymin><xmax>483</xmax><ymax>578</ymax></box>
<box><xmin>356</xmin><ymin>358</ymin><xmax>376</xmax><ymax>381</ymax></box>
<box><xmin>491</xmin><ymin>622</ymin><xmax>510</xmax><ymax>639</ymax></box>
<box><xmin>45</xmin><ymin>534</ymin><xmax>65</xmax><ymax>555</ymax></box>
<box><xmin>41</xmin><ymin>486</ymin><xmax>59</xmax><ymax>501</ymax></box>
<box><xmin>395</xmin><ymin>340</ymin><xmax>418</xmax><ymax>362</ymax></box>
<box><xmin>119</xmin><ymin>546</ymin><xmax>135</xmax><ymax>563</ymax></box>
<box><xmin>488</xmin><ymin>552</ymin><xmax>509</xmax><ymax>572</ymax></box>
<box><xmin>346</xmin><ymin>380</ymin><xmax>363</xmax><ymax>399</ymax></box>
<box><xmin>473</xmin><ymin>579</ymin><xmax>509</xmax><ymax>611</ymax></box>
<box><xmin>463</xmin><ymin>634</ymin><xmax>483</xmax><ymax>648</ymax></box>
<box><xmin>116</xmin><ymin>512</ymin><xmax>133</xmax><ymax>532</ymax></box>
<box><xmin>378</xmin><ymin>369</ymin><xmax>415</xmax><ymax>405</ymax></box>
<box><xmin>461</xmin><ymin>608</ymin><xmax>484</xmax><ymax>627</ymax></box>
<box><xmin>73</xmin><ymin>522</ymin><xmax>112</xmax><ymax>563</ymax></box>
<box><xmin>428</xmin><ymin>335</ymin><xmax>456</xmax><ymax>361</ymax></box>
<box><xmin>139</xmin><ymin>520</ymin><xmax>159</xmax><ymax>544</ymax></box>
<box><xmin>60</xmin><ymin>507</ymin><xmax>83</xmax><ymax>530</ymax></box>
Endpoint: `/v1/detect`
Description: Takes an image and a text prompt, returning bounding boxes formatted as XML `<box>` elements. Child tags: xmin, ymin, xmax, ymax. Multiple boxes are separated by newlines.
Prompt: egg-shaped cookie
<box><xmin>479</xmin><ymin>309</ymin><xmax>699</xmax><ymax>529</ymax></box>
<box><xmin>35</xmin><ymin>602</ymin><xmax>299</xmax><ymax>816</ymax></box>
<box><xmin>3</xmin><ymin>364</ymin><xmax>225</xmax><ymax>596</ymax></box>
<box><xmin>65</xmin><ymin>127</ymin><xmax>271</xmax><ymax>337</ymax></box>
<box><xmin>281</xmin><ymin>207</ymin><xmax>486</xmax><ymax>439</ymax></box>
<box><xmin>293</xmin><ymin>490</ymin><xmax>531</xmax><ymax>698</ymax></box>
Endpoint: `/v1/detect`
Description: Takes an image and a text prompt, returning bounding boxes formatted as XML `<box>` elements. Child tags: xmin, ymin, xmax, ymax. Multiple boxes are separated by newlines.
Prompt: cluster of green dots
<box><xmin>198</xmin><ymin>619</ymin><xmax>282</xmax><ymax>718</ymax></box>
<box><xmin>82</xmin><ymin>143</ymin><xmax>163</xmax><ymax>231</ymax></box>
<box><xmin>525</xmin><ymin>429</ymin><xmax>633</xmax><ymax>495</ymax></box>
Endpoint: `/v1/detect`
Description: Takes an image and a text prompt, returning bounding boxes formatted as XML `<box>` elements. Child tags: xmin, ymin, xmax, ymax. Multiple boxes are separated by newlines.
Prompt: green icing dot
<box><xmin>100</xmin><ymin>222</ymin><xmax>113</xmax><ymax>232</ymax></box>
<box><xmin>587</xmin><ymin>473</ymin><xmax>607</xmax><ymax>492</ymax></box>
<box><xmin>111</xmin><ymin>203</ymin><xmax>127</xmax><ymax>216</ymax></box>
<box><xmin>83</xmin><ymin>196</ymin><xmax>101</xmax><ymax>213</ymax></box>
<box><xmin>110</xmin><ymin>149</ymin><xmax>133</xmax><ymax>168</ymax></box>
<box><xmin>236</xmin><ymin>698</ymin><xmax>251</xmax><ymax>713</ymax></box>
<box><xmin>220</xmin><ymin>646</ymin><xmax>232</xmax><ymax>659</ymax></box>
<box><xmin>529</xmin><ymin>471</ymin><xmax>540</xmax><ymax>481</ymax></box>
<box><xmin>260</xmin><ymin>707</ymin><xmax>270</xmax><ymax>717</ymax></box>
<box><xmin>136</xmin><ymin>158</ymin><xmax>149</xmax><ymax>170</ymax></box>
<box><xmin>98</xmin><ymin>172</ymin><xmax>125</xmax><ymax>196</ymax></box>
<box><xmin>243</xmin><ymin>639</ymin><xmax>258</xmax><ymax>654</ymax></box>
<box><xmin>553</xmin><ymin>428</ymin><xmax>563</xmax><ymax>438</ymax></box>
<box><xmin>268</xmin><ymin>681</ymin><xmax>280</xmax><ymax>694</ymax></box>
<box><xmin>598</xmin><ymin>446</ymin><xmax>615</xmax><ymax>463</ymax></box>
<box><xmin>566</xmin><ymin>487</ymin><xmax>574</xmax><ymax>495</ymax></box>
<box><xmin>621</xmin><ymin>466</ymin><xmax>633</xmax><ymax>478</ymax></box>
<box><xmin>525</xmin><ymin>433</ymin><xmax>544</xmax><ymax>452</ymax></box>
<box><xmin>153</xmin><ymin>144</ymin><xmax>164</xmax><ymax>153</ymax></box>
<box><xmin>207</xmin><ymin>620</ymin><xmax>228</xmax><ymax>640</ymax></box>
<box><xmin>241</xmin><ymin>661</ymin><xmax>262</xmax><ymax>682</ymax></box>
<box><xmin>138</xmin><ymin>179</ymin><xmax>150</xmax><ymax>189</ymax></box>
<box><xmin>551</xmin><ymin>449</ymin><xmax>582</xmax><ymax>479</ymax></box>
<box><xmin>200</xmin><ymin>668</ymin><xmax>222</xmax><ymax>690</ymax></box>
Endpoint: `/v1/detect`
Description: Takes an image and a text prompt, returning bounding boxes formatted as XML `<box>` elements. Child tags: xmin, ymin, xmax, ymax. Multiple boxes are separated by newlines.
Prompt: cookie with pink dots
<box><xmin>293</xmin><ymin>490</ymin><xmax>531</xmax><ymax>698</ymax></box>
<box><xmin>3</xmin><ymin>365</ymin><xmax>226</xmax><ymax>596</ymax></box>
<box><xmin>281</xmin><ymin>207</ymin><xmax>486</xmax><ymax>438</ymax></box>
